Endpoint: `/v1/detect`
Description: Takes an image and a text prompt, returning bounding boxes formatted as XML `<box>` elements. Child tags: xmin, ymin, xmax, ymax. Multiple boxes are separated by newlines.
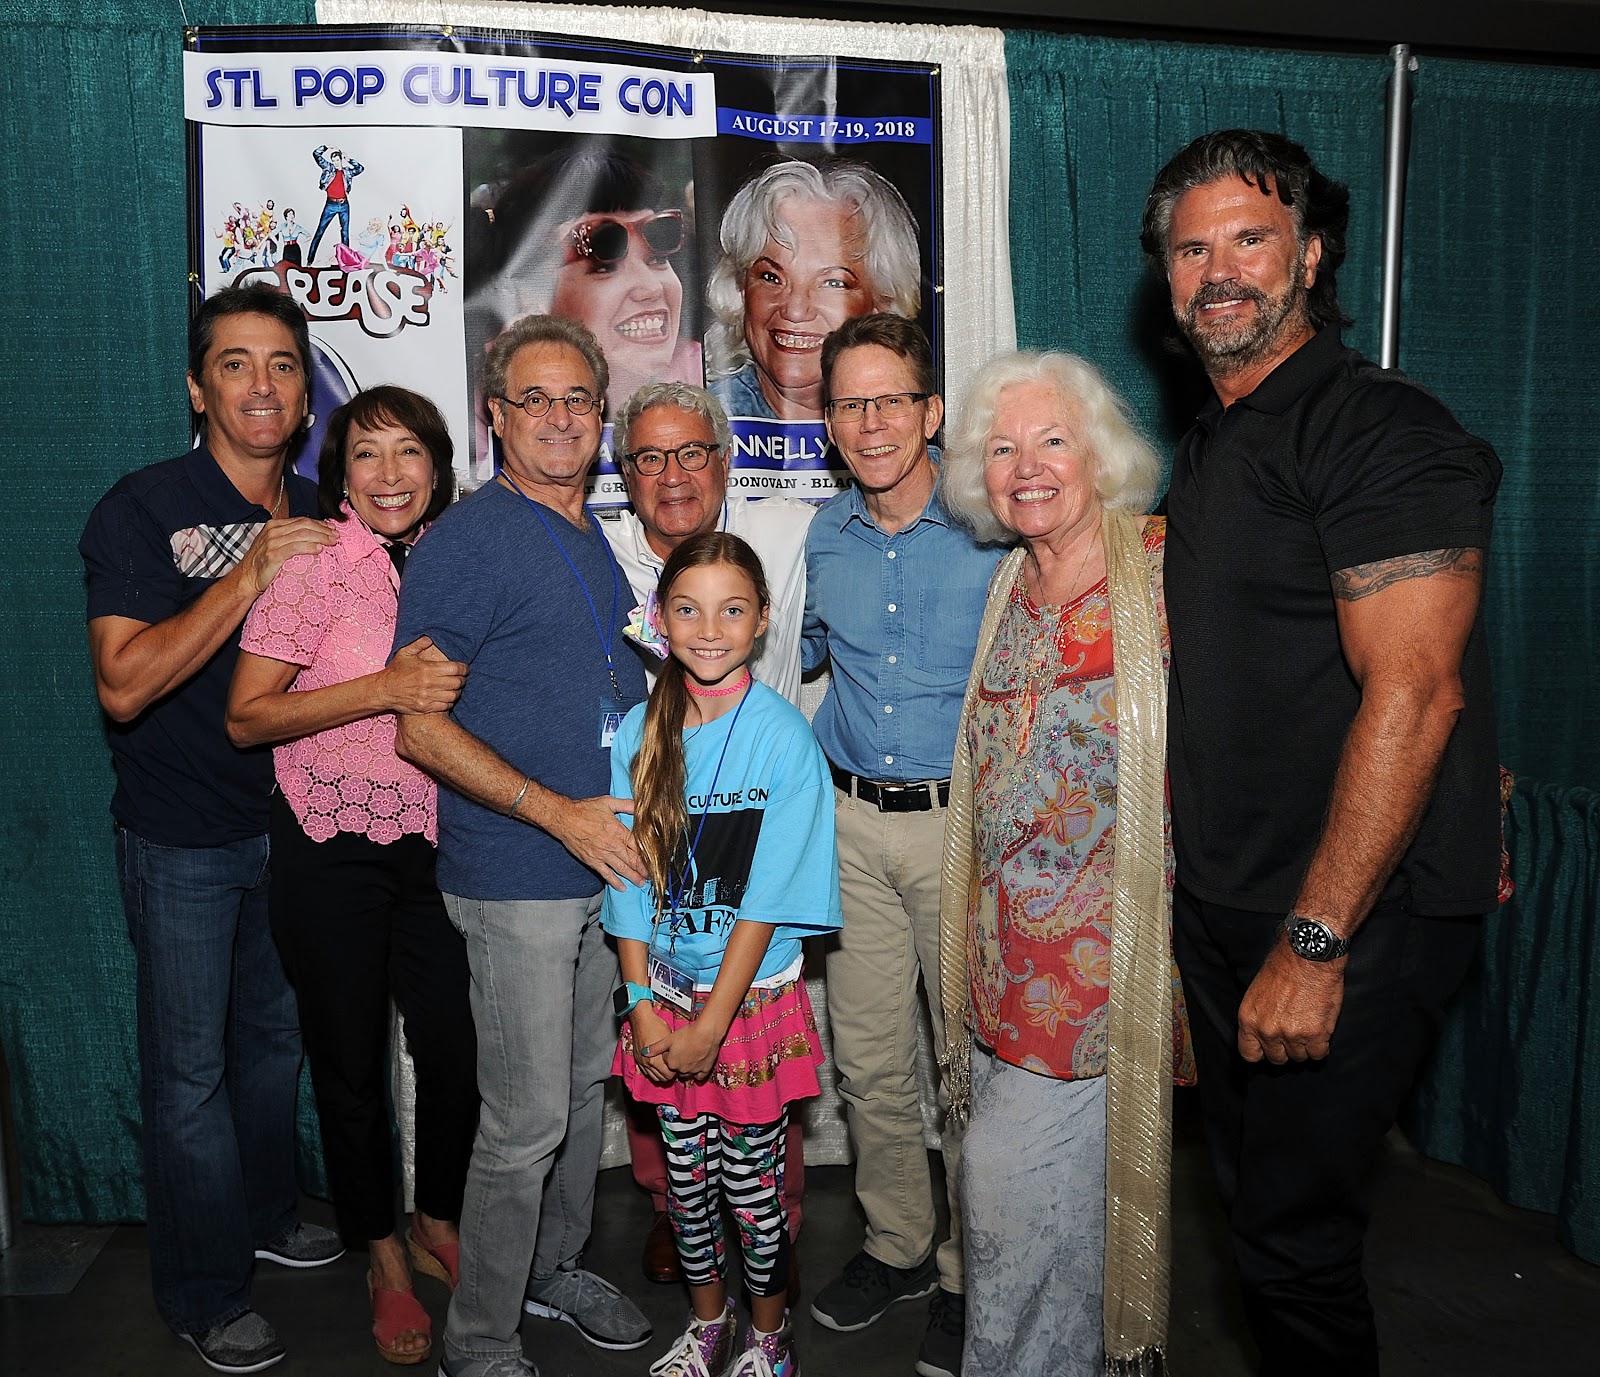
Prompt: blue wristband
<box><xmin>612</xmin><ymin>981</ymin><xmax>655</xmax><ymax>1018</ymax></box>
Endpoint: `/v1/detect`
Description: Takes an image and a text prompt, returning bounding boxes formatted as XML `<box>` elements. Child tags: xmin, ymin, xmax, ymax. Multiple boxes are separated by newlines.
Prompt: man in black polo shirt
<box><xmin>1140</xmin><ymin>130</ymin><xmax>1501</xmax><ymax>1375</ymax></box>
<box><xmin>80</xmin><ymin>285</ymin><xmax>341</xmax><ymax>1373</ymax></box>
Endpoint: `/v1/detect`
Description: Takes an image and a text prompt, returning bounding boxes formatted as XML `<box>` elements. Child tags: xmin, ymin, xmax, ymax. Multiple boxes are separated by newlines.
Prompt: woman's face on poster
<box><xmin>742</xmin><ymin>195</ymin><xmax>877</xmax><ymax>410</ymax></box>
<box><xmin>550</xmin><ymin>209</ymin><xmax>685</xmax><ymax>395</ymax></box>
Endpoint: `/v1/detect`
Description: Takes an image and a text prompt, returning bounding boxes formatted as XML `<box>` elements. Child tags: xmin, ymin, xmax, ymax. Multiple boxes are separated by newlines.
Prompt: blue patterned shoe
<box><xmin>648</xmin><ymin>1304</ymin><xmax>737</xmax><ymax>1377</ymax></box>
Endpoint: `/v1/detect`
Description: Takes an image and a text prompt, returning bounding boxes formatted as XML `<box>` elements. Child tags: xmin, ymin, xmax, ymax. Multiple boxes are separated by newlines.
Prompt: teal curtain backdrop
<box><xmin>1398</xmin><ymin>59</ymin><xmax>1600</xmax><ymax>789</ymax></box>
<box><xmin>0</xmin><ymin>1</ymin><xmax>319</xmax><ymax>1222</ymax></box>
<box><xmin>1002</xmin><ymin>31</ymin><xmax>1388</xmax><ymax>454</ymax></box>
<box><xmin>2</xmin><ymin>9</ymin><xmax>1597</xmax><ymax>1229</ymax></box>
<box><xmin>1407</xmin><ymin>780</ymin><xmax>1600</xmax><ymax>1261</ymax></box>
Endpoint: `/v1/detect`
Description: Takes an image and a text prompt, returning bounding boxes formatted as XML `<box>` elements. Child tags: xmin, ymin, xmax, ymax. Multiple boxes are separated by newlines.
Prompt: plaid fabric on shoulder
<box><xmin>170</xmin><ymin>521</ymin><xmax>261</xmax><ymax>578</ymax></box>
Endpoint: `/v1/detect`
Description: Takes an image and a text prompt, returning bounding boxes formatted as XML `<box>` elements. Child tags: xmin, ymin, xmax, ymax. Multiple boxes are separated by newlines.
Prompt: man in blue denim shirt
<box><xmin>802</xmin><ymin>315</ymin><xmax>1000</xmax><ymax>1377</ymax></box>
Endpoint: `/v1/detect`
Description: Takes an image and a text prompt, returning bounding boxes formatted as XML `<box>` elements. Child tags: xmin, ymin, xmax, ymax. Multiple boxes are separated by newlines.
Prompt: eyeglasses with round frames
<box><xmin>497</xmin><ymin>390</ymin><xmax>599</xmax><ymax>418</ymax></box>
<box><xmin>624</xmin><ymin>442</ymin><xmax>721</xmax><ymax>476</ymax></box>
<box><xmin>825</xmin><ymin>392</ymin><xmax>931</xmax><ymax>424</ymax></box>
<box><xmin>569</xmin><ymin>211</ymin><xmax>686</xmax><ymax>265</ymax></box>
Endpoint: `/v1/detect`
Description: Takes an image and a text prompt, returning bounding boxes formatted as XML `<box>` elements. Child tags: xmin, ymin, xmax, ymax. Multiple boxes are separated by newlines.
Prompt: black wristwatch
<box><xmin>1282</xmin><ymin>912</ymin><xmax>1350</xmax><ymax>963</ymax></box>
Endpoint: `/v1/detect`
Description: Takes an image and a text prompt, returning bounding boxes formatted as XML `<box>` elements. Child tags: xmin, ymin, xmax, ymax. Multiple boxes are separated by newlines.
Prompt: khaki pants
<box><xmin>826</xmin><ymin>787</ymin><xmax>964</xmax><ymax>1293</ymax></box>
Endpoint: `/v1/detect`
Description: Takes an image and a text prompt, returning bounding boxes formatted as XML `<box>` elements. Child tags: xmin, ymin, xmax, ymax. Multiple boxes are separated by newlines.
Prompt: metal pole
<box><xmin>0</xmin><ymin>1105</ymin><xmax>13</xmax><ymax>1250</ymax></box>
<box><xmin>1380</xmin><ymin>44</ymin><xmax>1416</xmax><ymax>369</ymax></box>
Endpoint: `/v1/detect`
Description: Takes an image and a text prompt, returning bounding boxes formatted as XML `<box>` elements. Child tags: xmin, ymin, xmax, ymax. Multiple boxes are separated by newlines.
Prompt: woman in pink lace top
<box><xmin>227</xmin><ymin>387</ymin><xmax>476</xmax><ymax>1366</ymax></box>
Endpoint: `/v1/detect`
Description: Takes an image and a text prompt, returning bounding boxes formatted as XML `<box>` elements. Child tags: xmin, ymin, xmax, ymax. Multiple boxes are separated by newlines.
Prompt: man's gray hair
<box><xmin>483</xmin><ymin>313</ymin><xmax>610</xmax><ymax>407</ymax></box>
<box><xmin>707</xmin><ymin>160</ymin><xmax>922</xmax><ymax>380</ymax></box>
<box><xmin>612</xmin><ymin>381</ymin><xmax>734</xmax><ymax>463</ymax></box>
<box><xmin>940</xmin><ymin>351</ymin><xmax>1161</xmax><ymax>545</ymax></box>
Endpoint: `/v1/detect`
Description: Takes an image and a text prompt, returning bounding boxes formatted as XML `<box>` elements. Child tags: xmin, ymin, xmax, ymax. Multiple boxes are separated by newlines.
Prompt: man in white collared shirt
<box><xmin>603</xmin><ymin>380</ymin><xmax>815</xmax><ymax>1288</ymax></box>
<box><xmin>606</xmin><ymin>381</ymin><xmax>812</xmax><ymax>701</ymax></box>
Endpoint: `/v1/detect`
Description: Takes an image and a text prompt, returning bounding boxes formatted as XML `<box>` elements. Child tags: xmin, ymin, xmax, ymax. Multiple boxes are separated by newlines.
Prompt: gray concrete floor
<box><xmin>2</xmin><ymin>1089</ymin><xmax>1596</xmax><ymax>1375</ymax></box>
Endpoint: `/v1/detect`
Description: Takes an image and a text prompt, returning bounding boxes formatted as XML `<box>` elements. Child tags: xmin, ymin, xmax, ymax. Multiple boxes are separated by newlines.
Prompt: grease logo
<box><xmin>213</xmin><ymin>142</ymin><xmax>456</xmax><ymax>339</ymax></box>
<box><xmin>235</xmin><ymin>263</ymin><xmax>432</xmax><ymax>339</ymax></box>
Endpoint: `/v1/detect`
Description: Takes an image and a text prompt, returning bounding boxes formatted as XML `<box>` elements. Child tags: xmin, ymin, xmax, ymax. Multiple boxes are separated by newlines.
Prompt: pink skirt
<box><xmin>614</xmin><ymin>975</ymin><xmax>824</xmax><ymax>1124</ymax></box>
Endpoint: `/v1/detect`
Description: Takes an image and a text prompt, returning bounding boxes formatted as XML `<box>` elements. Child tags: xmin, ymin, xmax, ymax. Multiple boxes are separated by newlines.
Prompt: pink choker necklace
<box><xmin>685</xmin><ymin>667</ymin><xmax>751</xmax><ymax>699</ymax></box>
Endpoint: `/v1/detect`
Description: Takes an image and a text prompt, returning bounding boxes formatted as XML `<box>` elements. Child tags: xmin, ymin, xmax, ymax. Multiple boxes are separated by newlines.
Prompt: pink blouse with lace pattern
<box><xmin>240</xmin><ymin>507</ymin><xmax>435</xmax><ymax>844</ymax></box>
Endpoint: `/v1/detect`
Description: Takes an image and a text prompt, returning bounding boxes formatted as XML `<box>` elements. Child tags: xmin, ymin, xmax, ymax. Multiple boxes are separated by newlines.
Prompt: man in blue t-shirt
<box><xmin>79</xmin><ymin>284</ymin><xmax>342</xmax><ymax>1374</ymax></box>
<box><xmin>392</xmin><ymin>315</ymin><xmax>650</xmax><ymax>1377</ymax></box>
<box><xmin>802</xmin><ymin>315</ymin><xmax>1001</xmax><ymax>1377</ymax></box>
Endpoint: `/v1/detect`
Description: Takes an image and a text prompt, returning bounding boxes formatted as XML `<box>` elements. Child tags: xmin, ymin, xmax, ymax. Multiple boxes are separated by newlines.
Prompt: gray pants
<box><xmin>442</xmin><ymin>893</ymin><xmax>618</xmax><ymax>1364</ymax></box>
<box><xmin>961</xmin><ymin>1046</ymin><xmax>1106</xmax><ymax>1377</ymax></box>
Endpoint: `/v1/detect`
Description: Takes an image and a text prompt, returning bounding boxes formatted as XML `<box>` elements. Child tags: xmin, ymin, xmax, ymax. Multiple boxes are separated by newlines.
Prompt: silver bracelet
<box><xmin>505</xmin><ymin>776</ymin><xmax>533</xmax><ymax>817</ymax></box>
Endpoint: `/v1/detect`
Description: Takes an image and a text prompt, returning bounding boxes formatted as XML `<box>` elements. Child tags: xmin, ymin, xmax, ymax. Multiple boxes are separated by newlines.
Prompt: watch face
<box><xmin>1288</xmin><ymin>916</ymin><xmax>1339</xmax><ymax>960</ymax></box>
<box><xmin>1291</xmin><ymin>921</ymin><xmax>1327</xmax><ymax>957</ymax></box>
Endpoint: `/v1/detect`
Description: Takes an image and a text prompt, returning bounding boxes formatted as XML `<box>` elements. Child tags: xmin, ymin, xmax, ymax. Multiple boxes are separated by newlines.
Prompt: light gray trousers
<box><xmin>961</xmin><ymin>1046</ymin><xmax>1107</xmax><ymax>1377</ymax></box>
<box><xmin>441</xmin><ymin>892</ymin><xmax>618</xmax><ymax>1364</ymax></box>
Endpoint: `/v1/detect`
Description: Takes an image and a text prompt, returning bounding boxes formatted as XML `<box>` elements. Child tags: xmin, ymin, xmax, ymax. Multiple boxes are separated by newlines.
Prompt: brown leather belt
<box><xmin>829</xmin><ymin>763</ymin><xmax>951</xmax><ymax>812</ymax></box>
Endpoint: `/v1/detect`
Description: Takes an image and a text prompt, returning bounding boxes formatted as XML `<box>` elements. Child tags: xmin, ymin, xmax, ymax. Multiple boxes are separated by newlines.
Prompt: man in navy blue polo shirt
<box><xmin>80</xmin><ymin>284</ymin><xmax>342</xmax><ymax>1374</ymax></box>
<box><xmin>802</xmin><ymin>314</ymin><xmax>1001</xmax><ymax>1377</ymax></box>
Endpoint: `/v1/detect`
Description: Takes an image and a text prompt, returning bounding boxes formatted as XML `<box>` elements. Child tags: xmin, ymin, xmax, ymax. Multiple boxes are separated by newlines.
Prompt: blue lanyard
<box><xmin>661</xmin><ymin>685</ymin><xmax>751</xmax><ymax>945</ymax></box>
<box><xmin>502</xmin><ymin>476</ymin><xmax>625</xmax><ymax>701</ymax></box>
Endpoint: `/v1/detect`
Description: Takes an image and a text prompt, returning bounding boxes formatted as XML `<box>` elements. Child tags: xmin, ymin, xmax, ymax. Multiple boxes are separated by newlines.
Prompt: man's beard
<box><xmin>1178</xmin><ymin>258</ymin><xmax>1310</xmax><ymax>377</ymax></box>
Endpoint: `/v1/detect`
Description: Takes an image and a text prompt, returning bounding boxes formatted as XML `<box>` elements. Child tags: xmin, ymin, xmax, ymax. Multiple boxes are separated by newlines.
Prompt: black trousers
<box><xmin>1172</xmin><ymin>883</ymin><xmax>1479</xmax><ymax>1377</ymax></box>
<box><xmin>269</xmin><ymin>793</ymin><xmax>479</xmax><ymax>1243</ymax></box>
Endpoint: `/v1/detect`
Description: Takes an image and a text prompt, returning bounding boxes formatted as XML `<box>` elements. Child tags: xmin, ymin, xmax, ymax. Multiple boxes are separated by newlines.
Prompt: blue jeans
<box><xmin>116</xmin><ymin>828</ymin><xmax>302</xmax><ymax>1334</ymax></box>
<box><xmin>307</xmin><ymin>198</ymin><xmax>350</xmax><ymax>263</ymax></box>
<box><xmin>441</xmin><ymin>892</ymin><xmax>618</xmax><ymax>1365</ymax></box>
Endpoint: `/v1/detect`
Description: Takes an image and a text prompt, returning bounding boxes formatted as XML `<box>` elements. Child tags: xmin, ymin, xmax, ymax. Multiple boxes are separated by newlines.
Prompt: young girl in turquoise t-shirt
<box><xmin>603</xmin><ymin>532</ymin><xmax>840</xmax><ymax>1377</ymax></box>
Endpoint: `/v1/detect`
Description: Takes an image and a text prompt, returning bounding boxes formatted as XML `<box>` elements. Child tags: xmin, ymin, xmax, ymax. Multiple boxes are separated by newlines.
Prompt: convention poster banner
<box><xmin>184</xmin><ymin>25</ymin><xmax>942</xmax><ymax>506</ymax></box>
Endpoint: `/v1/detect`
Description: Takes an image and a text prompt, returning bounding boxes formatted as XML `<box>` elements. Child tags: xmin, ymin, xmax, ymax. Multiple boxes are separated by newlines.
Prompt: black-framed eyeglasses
<box><xmin>569</xmin><ymin>211</ymin><xmax>686</xmax><ymax>265</ymax></box>
<box><xmin>624</xmin><ymin>442</ymin><xmax>721</xmax><ymax>476</ymax></box>
<box><xmin>825</xmin><ymin>392</ymin><xmax>931</xmax><ymax>424</ymax></box>
<box><xmin>497</xmin><ymin>390</ymin><xmax>599</xmax><ymax>418</ymax></box>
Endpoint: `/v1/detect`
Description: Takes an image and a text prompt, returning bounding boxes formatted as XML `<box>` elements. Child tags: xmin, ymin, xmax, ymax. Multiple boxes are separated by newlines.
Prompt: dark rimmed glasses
<box><xmin>825</xmin><ymin>392</ymin><xmax>932</xmax><ymax>424</ymax></box>
<box><xmin>497</xmin><ymin>389</ymin><xmax>599</xmax><ymax>418</ymax></box>
<box><xmin>624</xmin><ymin>441</ymin><xmax>721</xmax><ymax>475</ymax></box>
<box><xmin>569</xmin><ymin>211</ymin><xmax>685</xmax><ymax>265</ymax></box>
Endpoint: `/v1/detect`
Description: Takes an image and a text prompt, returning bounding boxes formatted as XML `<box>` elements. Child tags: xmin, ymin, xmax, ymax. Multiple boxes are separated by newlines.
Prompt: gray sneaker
<box><xmin>437</xmin><ymin>1353</ymin><xmax>538</xmax><ymax>1377</ymax></box>
<box><xmin>180</xmin><ymin>1311</ymin><xmax>285</xmax><ymax>1374</ymax></box>
<box><xmin>254</xmin><ymin>1219</ymin><xmax>345</xmax><ymax>1269</ymax></box>
<box><xmin>523</xmin><ymin>1264</ymin><xmax>652</xmax><ymax>1350</ymax></box>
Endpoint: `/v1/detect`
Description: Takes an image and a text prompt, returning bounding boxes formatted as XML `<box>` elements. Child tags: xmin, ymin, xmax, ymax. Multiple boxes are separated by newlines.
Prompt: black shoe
<box><xmin>914</xmin><ymin>1288</ymin><xmax>964</xmax><ymax>1377</ymax></box>
<box><xmin>180</xmin><ymin>1311</ymin><xmax>285</xmax><ymax>1374</ymax></box>
<box><xmin>809</xmin><ymin>1249</ymin><xmax>938</xmax><ymax>1332</ymax></box>
<box><xmin>253</xmin><ymin>1220</ymin><xmax>345</xmax><ymax>1269</ymax></box>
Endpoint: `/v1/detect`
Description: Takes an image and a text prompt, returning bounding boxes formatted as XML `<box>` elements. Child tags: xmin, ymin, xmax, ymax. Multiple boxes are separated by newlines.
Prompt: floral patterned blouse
<box><xmin>966</xmin><ymin>518</ymin><xmax>1194</xmax><ymax>1082</ymax></box>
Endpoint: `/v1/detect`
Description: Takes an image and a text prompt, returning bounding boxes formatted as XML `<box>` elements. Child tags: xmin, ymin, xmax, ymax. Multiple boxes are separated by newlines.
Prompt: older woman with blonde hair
<box><xmin>937</xmin><ymin>352</ymin><xmax>1193</xmax><ymax>1377</ymax></box>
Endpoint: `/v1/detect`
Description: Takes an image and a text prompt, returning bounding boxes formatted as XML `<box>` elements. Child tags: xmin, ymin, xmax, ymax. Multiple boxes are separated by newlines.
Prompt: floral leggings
<box><xmin>659</xmin><ymin>1106</ymin><xmax>790</xmax><ymax>1297</ymax></box>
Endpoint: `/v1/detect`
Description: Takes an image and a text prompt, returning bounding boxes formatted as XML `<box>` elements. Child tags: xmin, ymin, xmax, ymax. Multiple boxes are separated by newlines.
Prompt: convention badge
<box><xmin>599</xmin><ymin>699</ymin><xmax>627</xmax><ymax>749</ymax></box>
<box><xmin>647</xmin><ymin>942</ymin><xmax>696</xmax><ymax>1015</ymax></box>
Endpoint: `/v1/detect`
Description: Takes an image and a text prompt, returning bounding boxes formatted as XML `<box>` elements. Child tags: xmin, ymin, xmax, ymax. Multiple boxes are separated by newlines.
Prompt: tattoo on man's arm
<box><xmin>1330</xmin><ymin>548</ymin><xmax>1482</xmax><ymax>601</ymax></box>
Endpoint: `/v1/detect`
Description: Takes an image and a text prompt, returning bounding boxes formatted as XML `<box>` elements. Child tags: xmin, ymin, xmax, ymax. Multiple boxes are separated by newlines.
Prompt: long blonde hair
<box><xmin>632</xmin><ymin>532</ymin><xmax>771</xmax><ymax>910</ymax></box>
